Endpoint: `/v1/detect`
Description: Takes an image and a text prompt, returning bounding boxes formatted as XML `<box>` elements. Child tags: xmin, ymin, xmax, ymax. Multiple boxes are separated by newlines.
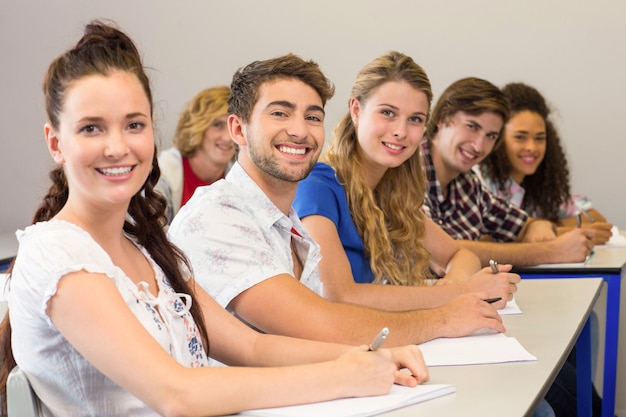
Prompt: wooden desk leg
<box><xmin>577</xmin><ymin>318</ymin><xmax>592</xmax><ymax>417</ymax></box>
<box><xmin>602</xmin><ymin>273</ymin><xmax>621</xmax><ymax>417</ymax></box>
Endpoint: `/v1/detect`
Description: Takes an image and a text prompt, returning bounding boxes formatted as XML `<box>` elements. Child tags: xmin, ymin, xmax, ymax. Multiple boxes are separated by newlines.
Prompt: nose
<box><xmin>469</xmin><ymin>134</ymin><xmax>494</xmax><ymax>156</ymax></box>
<box><xmin>105</xmin><ymin>131</ymin><xmax>129</xmax><ymax>158</ymax></box>
<box><xmin>523</xmin><ymin>139</ymin><xmax>537</xmax><ymax>151</ymax></box>
<box><xmin>286</xmin><ymin>117</ymin><xmax>309</xmax><ymax>141</ymax></box>
<box><xmin>392</xmin><ymin>120</ymin><xmax>408</xmax><ymax>139</ymax></box>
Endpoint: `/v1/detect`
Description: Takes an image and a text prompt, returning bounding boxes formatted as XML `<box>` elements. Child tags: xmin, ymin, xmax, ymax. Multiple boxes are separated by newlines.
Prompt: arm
<box><xmin>228</xmin><ymin>272</ymin><xmax>505</xmax><ymax>346</ymax></box>
<box><xmin>193</xmin><ymin>281</ymin><xmax>427</xmax><ymax>387</ymax></box>
<box><xmin>516</xmin><ymin>218</ymin><xmax>557</xmax><ymax>242</ymax></box>
<box><xmin>48</xmin><ymin>271</ymin><xmax>426</xmax><ymax>417</ymax></box>
<box><xmin>301</xmin><ymin>214</ymin><xmax>515</xmax><ymax>310</ymax></box>
<box><xmin>457</xmin><ymin>227</ymin><xmax>595</xmax><ymax>266</ymax></box>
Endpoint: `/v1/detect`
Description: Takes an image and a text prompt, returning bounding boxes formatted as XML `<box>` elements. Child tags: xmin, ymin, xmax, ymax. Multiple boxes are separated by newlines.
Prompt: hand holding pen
<box><xmin>483</xmin><ymin>259</ymin><xmax>502</xmax><ymax>304</ymax></box>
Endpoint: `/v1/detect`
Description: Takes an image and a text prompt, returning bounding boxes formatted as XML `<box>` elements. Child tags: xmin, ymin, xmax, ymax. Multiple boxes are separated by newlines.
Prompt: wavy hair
<box><xmin>323</xmin><ymin>51</ymin><xmax>433</xmax><ymax>285</ymax></box>
<box><xmin>479</xmin><ymin>82</ymin><xmax>570</xmax><ymax>221</ymax></box>
<box><xmin>0</xmin><ymin>21</ymin><xmax>209</xmax><ymax>414</ymax></box>
<box><xmin>174</xmin><ymin>85</ymin><xmax>230</xmax><ymax>157</ymax></box>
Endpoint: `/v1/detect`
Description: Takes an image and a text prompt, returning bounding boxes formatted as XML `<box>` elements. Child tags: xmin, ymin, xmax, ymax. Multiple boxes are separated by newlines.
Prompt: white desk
<box><xmin>514</xmin><ymin>245</ymin><xmax>626</xmax><ymax>417</ymax></box>
<box><xmin>241</xmin><ymin>278</ymin><xmax>601</xmax><ymax>417</ymax></box>
<box><xmin>372</xmin><ymin>278</ymin><xmax>603</xmax><ymax>417</ymax></box>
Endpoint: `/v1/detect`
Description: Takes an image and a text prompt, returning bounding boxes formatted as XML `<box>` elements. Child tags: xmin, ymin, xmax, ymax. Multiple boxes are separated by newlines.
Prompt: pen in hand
<box><xmin>485</xmin><ymin>260</ymin><xmax>503</xmax><ymax>304</ymax></box>
<box><xmin>368</xmin><ymin>327</ymin><xmax>389</xmax><ymax>351</ymax></box>
<box><xmin>489</xmin><ymin>259</ymin><xmax>499</xmax><ymax>274</ymax></box>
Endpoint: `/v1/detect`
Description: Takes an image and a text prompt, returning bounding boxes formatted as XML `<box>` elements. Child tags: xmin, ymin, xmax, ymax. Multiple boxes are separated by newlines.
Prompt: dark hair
<box><xmin>425</xmin><ymin>77</ymin><xmax>509</xmax><ymax>144</ymax></box>
<box><xmin>479</xmin><ymin>82</ymin><xmax>570</xmax><ymax>221</ymax></box>
<box><xmin>228</xmin><ymin>53</ymin><xmax>335</xmax><ymax>123</ymax></box>
<box><xmin>0</xmin><ymin>21</ymin><xmax>209</xmax><ymax>413</ymax></box>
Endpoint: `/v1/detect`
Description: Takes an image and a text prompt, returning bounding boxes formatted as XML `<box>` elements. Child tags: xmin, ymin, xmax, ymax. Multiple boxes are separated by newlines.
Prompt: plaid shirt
<box><xmin>421</xmin><ymin>140</ymin><xmax>528</xmax><ymax>242</ymax></box>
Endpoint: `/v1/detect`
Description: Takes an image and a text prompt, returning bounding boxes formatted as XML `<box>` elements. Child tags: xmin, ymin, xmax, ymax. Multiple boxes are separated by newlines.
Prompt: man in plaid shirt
<box><xmin>421</xmin><ymin>77</ymin><xmax>594</xmax><ymax>267</ymax></box>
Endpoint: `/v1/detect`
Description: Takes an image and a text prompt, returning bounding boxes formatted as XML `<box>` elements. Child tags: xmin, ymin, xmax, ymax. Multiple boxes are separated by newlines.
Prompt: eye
<box><xmin>466</xmin><ymin>123</ymin><xmax>477</xmax><ymax>130</ymax></box>
<box><xmin>381</xmin><ymin>109</ymin><xmax>395</xmax><ymax>118</ymax></box>
<box><xmin>305</xmin><ymin>114</ymin><xmax>323</xmax><ymax>123</ymax></box>
<box><xmin>79</xmin><ymin>124</ymin><xmax>101</xmax><ymax>135</ymax></box>
<box><xmin>514</xmin><ymin>134</ymin><xmax>526</xmax><ymax>141</ymax></box>
<box><xmin>270</xmin><ymin>111</ymin><xmax>287</xmax><ymax>117</ymax></box>
<box><xmin>486</xmin><ymin>133</ymin><xmax>499</xmax><ymax>141</ymax></box>
<box><xmin>212</xmin><ymin>121</ymin><xmax>226</xmax><ymax>129</ymax></box>
<box><xmin>128</xmin><ymin>121</ymin><xmax>145</xmax><ymax>131</ymax></box>
<box><xmin>409</xmin><ymin>115</ymin><xmax>424</xmax><ymax>124</ymax></box>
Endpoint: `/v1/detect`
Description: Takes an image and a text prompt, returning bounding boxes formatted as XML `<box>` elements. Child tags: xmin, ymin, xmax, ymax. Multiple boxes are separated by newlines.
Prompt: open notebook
<box><xmin>240</xmin><ymin>383</ymin><xmax>455</xmax><ymax>417</ymax></box>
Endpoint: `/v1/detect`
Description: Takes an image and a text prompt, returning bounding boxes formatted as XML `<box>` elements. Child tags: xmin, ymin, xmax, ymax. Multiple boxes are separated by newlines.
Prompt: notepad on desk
<box><xmin>419</xmin><ymin>333</ymin><xmax>536</xmax><ymax>367</ymax></box>
<box><xmin>241</xmin><ymin>384</ymin><xmax>455</xmax><ymax>417</ymax></box>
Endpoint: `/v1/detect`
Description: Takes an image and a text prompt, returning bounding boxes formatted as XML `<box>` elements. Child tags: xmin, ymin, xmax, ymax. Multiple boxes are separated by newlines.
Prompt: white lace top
<box><xmin>9</xmin><ymin>220</ymin><xmax>208</xmax><ymax>416</ymax></box>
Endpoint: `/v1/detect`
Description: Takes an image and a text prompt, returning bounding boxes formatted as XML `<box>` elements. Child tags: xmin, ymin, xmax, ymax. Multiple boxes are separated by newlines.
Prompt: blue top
<box><xmin>293</xmin><ymin>162</ymin><xmax>375</xmax><ymax>283</ymax></box>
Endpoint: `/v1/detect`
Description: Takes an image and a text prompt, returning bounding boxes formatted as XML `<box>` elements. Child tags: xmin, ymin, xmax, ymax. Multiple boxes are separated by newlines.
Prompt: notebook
<box><xmin>241</xmin><ymin>383</ymin><xmax>455</xmax><ymax>417</ymax></box>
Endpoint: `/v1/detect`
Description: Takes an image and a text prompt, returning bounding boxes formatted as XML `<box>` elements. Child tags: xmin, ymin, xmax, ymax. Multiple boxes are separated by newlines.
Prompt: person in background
<box><xmin>156</xmin><ymin>85</ymin><xmax>236</xmax><ymax>223</ymax></box>
<box><xmin>0</xmin><ymin>20</ymin><xmax>428</xmax><ymax>417</ymax></box>
<box><xmin>422</xmin><ymin>77</ymin><xmax>602</xmax><ymax>417</ymax></box>
<box><xmin>168</xmin><ymin>53</ymin><xmax>507</xmax><ymax>349</ymax></box>
<box><xmin>292</xmin><ymin>51</ymin><xmax>518</xmax><ymax>312</ymax></box>
<box><xmin>421</xmin><ymin>77</ymin><xmax>594</xmax><ymax>267</ymax></box>
<box><xmin>477</xmin><ymin>82</ymin><xmax>612</xmax><ymax>246</ymax></box>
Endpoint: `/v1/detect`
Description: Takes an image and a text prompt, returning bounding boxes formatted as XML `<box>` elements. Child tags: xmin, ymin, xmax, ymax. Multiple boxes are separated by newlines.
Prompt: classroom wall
<box><xmin>1</xmin><ymin>0</ymin><xmax>625</xmax><ymax>413</ymax></box>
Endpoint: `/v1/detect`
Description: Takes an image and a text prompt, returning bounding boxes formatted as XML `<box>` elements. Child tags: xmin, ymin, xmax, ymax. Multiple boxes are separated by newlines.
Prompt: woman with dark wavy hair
<box><xmin>478</xmin><ymin>82</ymin><xmax>611</xmax><ymax>245</ymax></box>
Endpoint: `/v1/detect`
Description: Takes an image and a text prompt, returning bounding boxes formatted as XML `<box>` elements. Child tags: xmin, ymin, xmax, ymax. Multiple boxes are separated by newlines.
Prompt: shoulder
<box><xmin>157</xmin><ymin>147</ymin><xmax>182</xmax><ymax>165</ymax></box>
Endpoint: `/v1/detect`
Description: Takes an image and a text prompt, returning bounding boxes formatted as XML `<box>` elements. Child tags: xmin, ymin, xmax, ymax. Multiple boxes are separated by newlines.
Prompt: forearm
<box><xmin>439</xmin><ymin>248</ymin><xmax>482</xmax><ymax>281</ymax></box>
<box><xmin>457</xmin><ymin>240</ymin><xmax>555</xmax><ymax>267</ymax></box>
<box><xmin>248</xmin><ymin>333</ymin><xmax>350</xmax><ymax>366</ymax></box>
<box><xmin>160</xmin><ymin>363</ymin><xmax>355</xmax><ymax>417</ymax></box>
<box><xmin>326</xmin><ymin>280</ymin><xmax>461</xmax><ymax>311</ymax></box>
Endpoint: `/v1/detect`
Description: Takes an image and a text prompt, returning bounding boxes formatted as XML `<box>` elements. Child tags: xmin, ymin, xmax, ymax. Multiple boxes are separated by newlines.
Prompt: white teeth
<box><xmin>460</xmin><ymin>149</ymin><xmax>476</xmax><ymax>159</ymax></box>
<box><xmin>278</xmin><ymin>145</ymin><xmax>306</xmax><ymax>155</ymax></box>
<box><xmin>383</xmin><ymin>142</ymin><xmax>403</xmax><ymax>151</ymax></box>
<box><xmin>98</xmin><ymin>166</ymin><xmax>132</xmax><ymax>176</ymax></box>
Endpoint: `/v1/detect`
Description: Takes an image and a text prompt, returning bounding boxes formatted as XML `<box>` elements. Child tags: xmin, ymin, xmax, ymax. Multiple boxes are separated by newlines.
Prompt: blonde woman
<box><xmin>293</xmin><ymin>51</ymin><xmax>519</xmax><ymax>312</ymax></box>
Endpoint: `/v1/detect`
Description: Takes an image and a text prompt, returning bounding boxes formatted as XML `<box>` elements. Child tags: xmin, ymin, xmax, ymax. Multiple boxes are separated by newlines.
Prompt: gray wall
<box><xmin>1</xmin><ymin>0</ymin><xmax>626</xmax><ymax>413</ymax></box>
<box><xmin>1</xmin><ymin>0</ymin><xmax>625</xmax><ymax>234</ymax></box>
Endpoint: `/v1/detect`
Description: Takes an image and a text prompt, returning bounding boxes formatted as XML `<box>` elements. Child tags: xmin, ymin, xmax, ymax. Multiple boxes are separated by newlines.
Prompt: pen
<box><xmin>581</xmin><ymin>209</ymin><xmax>596</xmax><ymax>223</ymax></box>
<box><xmin>489</xmin><ymin>259</ymin><xmax>499</xmax><ymax>274</ymax></box>
<box><xmin>368</xmin><ymin>327</ymin><xmax>389</xmax><ymax>351</ymax></box>
<box><xmin>483</xmin><ymin>297</ymin><xmax>502</xmax><ymax>304</ymax></box>
<box><xmin>576</xmin><ymin>212</ymin><xmax>582</xmax><ymax>228</ymax></box>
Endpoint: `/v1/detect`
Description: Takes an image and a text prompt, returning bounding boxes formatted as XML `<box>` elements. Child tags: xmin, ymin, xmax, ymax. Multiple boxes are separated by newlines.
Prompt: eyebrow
<box><xmin>378</xmin><ymin>103</ymin><xmax>427</xmax><ymax>117</ymax></box>
<box><xmin>77</xmin><ymin>112</ymin><xmax>148</xmax><ymax>123</ymax></box>
<box><xmin>267</xmin><ymin>100</ymin><xmax>325</xmax><ymax>115</ymax></box>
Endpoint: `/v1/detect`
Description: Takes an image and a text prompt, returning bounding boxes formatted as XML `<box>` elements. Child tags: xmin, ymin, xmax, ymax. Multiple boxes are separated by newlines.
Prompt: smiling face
<box><xmin>351</xmin><ymin>80</ymin><xmax>429</xmax><ymax>188</ymax></box>
<box><xmin>229</xmin><ymin>78</ymin><xmax>325</xmax><ymax>186</ymax></box>
<box><xmin>430</xmin><ymin>111</ymin><xmax>503</xmax><ymax>189</ymax></box>
<box><xmin>192</xmin><ymin>114</ymin><xmax>236</xmax><ymax>171</ymax></box>
<box><xmin>45</xmin><ymin>71</ymin><xmax>154</xmax><ymax>210</ymax></box>
<box><xmin>503</xmin><ymin>110</ymin><xmax>547</xmax><ymax>184</ymax></box>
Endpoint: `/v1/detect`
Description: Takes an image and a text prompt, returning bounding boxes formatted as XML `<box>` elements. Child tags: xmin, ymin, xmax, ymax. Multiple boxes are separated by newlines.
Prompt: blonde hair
<box><xmin>174</xmin><ymin>85</ymin><xmax>230</xmax><ymax>157</ymax></box>
<box><xmin>323</xmin><ymin>51</ymin><xmax>433</xmax><ymax>286</ymax></box>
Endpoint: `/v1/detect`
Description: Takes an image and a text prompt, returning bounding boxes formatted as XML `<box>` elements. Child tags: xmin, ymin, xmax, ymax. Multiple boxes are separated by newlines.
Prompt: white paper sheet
<box><xmin>241</xmin><ymin>384</ymin><xmax>455</xmax><ymax>417</ymax></box>
<box><xmin>418</xmin><ymin>333</ymin><xmax>537</xmax><ymax>367</ymax></box>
